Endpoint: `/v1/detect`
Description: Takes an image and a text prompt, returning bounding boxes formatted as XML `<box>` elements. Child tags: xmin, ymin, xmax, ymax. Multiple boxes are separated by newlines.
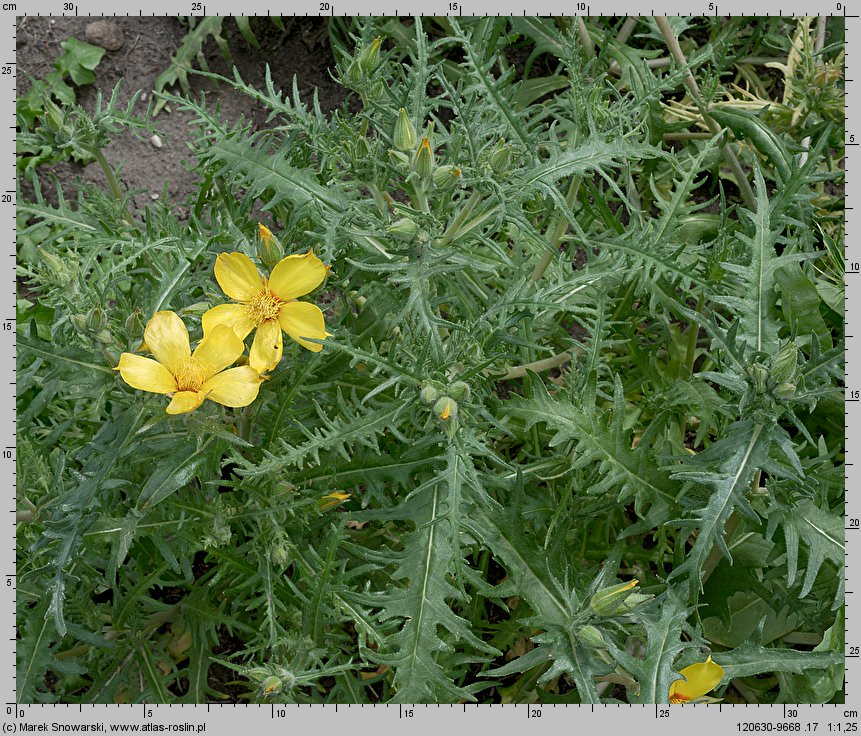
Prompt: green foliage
<box><xmin>17</xmin><ymin>15</ymin><xmax>844</xmax><ymax>705</ymax></box>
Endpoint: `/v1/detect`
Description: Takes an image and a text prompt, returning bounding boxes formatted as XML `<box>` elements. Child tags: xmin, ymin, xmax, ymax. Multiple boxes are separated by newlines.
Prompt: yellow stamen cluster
<box><xmin>247</xmin><ymin>289</ymin><xmax>283</xmax><ymax>325</ymax></box>
<box><xmin>175</xmin><ymin>357</ymin><xmax>207</xmax><ymax>392</ymax></box>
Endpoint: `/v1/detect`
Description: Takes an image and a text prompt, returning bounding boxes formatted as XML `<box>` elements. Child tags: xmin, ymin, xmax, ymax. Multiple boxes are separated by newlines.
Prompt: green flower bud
<box><xmin>576</xmin><ymin>625</ymin><xmax>607</xmax><ymax>649</ymax></box>
<box><xmin>94</xmin><ymin>328</ymin><xmax>114</xmax><ymax>345</ymax></box>
<box><xmin>388</xmin><ymin>149</ymin><xmax>410</xmax><ymax>167</ymax></box>
<box><xmin>413</xmin><ymin>136</ymin><xmax>434</xmax><ymax>178</ymax></box>
<box><xmin>434</xmin><ymin>396</ymin><xmax>458</xmax><ymax>421</ymax></box>
<box><xmin>124</xmin><ymin>309</ymin><xmax>146</xmax><ymax>339</ymax></box>
<box><xmin>393</xmin><ymin>108</ymin><xmax>417</xmax><ymax>152</ymax></box>
<box><xmin>43</xmin><ymin>100</ymin><xmax>65</xmax><ymax>133</ymax></box>
<box><xmin>616</xmin><ymin>592</ymin><xmax>653</xmax><ymax>613</ymax></box>
<box><xmin>37</xmin><ymin>247</ymin><xmax>72</xmax><ymax>284</ymax></box>
<box><xmin>88</xmin><ymin>307</ymin><xmax>106</xmax><ymax>330</ymax></box>
<box><xmin>771</xmin><ymin>343</ymin><xmax>798</xmax><ymax>384</ymax></box>
<box><xmin>270</xmin><ymin>542</ymin><xmax>290</xmax><ymax>568</ymax></box>
<box><xmin>260</xmin><ymin>675</ymin><xmax>282</xmax><ymax>695</ymax></box>
<box><xmin>589</xmin><ymin>579</ymin><xmax>639</xmax><ymax>617</ymax></box>
<box><xmin>386</xmin><ymin>217</ymin><xmax>417</xmax><ymax>239</ymax></box>
<box><xmin>433</xmin><ymin>164</ymin><xmax>462</xmax><ymax>191</ymax></box>
<box><xmin>420</xmin><ymin>383</ymin><xmax>440</xmax><ymax>404</ymax></box>
<box><xmin>71</xmin><ymin>314</ymin><xmax>88</xmax><ymax>332</ymax></box>
<box><xmin>747</xmin><ymin>363</ymin><xmax>769</xmax><ymax>393</ymax></box>
<box><xmin>489</xmin><ymin>138</ymin><xmax>513</xmax><ymax>174</ymax></box>
<box><xmin>773</xmin><ymin>382</ymin><xmax>797</xmax><ymax>400</ymax></box>
<box><xmin>358</xmin><ymin>36</ymin><xmax>382</xmax><ymax>73</ymax></box>
<box><xmin>449</xmin><ymin>381</ymin><xmax>470</xmax><ymax>401</ymax></box>
<box><xmin>257</xmin><ymin>223</ymin><xmax>284</xmax><ymax>272</ymax></box>
<box><xmin>344</xmin><ymin>60</ymin><xmax>363</xmax><ymax>84</ymax></box>
<box><xmin>352</xmin><ymin>136</ymin><xmax>369</xmax><ymax>163</ymax></box>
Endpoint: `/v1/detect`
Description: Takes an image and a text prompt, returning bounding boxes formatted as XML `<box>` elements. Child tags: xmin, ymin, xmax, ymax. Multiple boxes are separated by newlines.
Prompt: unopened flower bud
<box><xmin>344</xmin><ymin>60</ymin><xmax>363</xmax><ymax>84</ymax></box>
<box><xmin>576</xmin><ymin>625</ymin><xmax>607</xmax><ymax>649</ymax></box>
<box><xmin>771</xmin><ymin>343</ymin><xmax>798</xmax><ymax>384</ymax></box>
<box><xmin>270</xmin><ymin>542</ymin><xmax>290</xmax><ymax>568</ymax></box>
<box><xmin>420</xmin><ymin>383</ymin><xmax>440</xmax><ymax>404</ymax></box>
<box><xmin>413</xmin><ymin>136</ymin><xmax>434</xmax><ymax>178</ymax></box>
<box><xmin>747</xmin><ymin>363</ymin><xmax>769</xmax><ymax>393</ymax></box>
<box><xmin>257</xmin><ymin>223</ymin><xmax>283</xmax><ymax>271</ymax></box>
<box><xmin>71</xmin><ymin>314</ymin><xmax>88</xmax><ymax>331</ymax></box>
<box><xmin>88</xmin><ymin>307</ymin><xmax>106</xmax><ymax>330</ymax></box>
<box><xmin>352</xmin><ymin>136</ymin><xmax>369</xmax><ymax>163</ymax></box>
<box><xmin>37</xmin><ymin>247</ymin><xmax>71</xmax><ymax>284</ymax></box>
<box><xmin>260</xmin><ymin>676</ymin><xmax>282</xmax><ymax>695</ymax></box>
<box><xmin>489</xmin><ymin>138</ymin><xmax>513</xmax><ymax>174</ymax></box>
<box><xmin>589</xmin><ymin>579</ymin><xmax>639</xmax><ymax>617</ymax></box>
<box><xmin>124</xmin><ymin>309</ymin><xmax>146</xmax><ymax>338</ymax></box>
<box><xmin>386</xmin><ymin>217</ymin><xmax>417</xmax><ymax>239</ymax></box>
<box><xmin>394</xmin><ymin>108</ymin><xmax>417</xmax><ymax>152</ymax></box>
<box><xmin>434</xmin><ymin>396</ymin><xmax>458</xmax><ymax>421</ymax></box>
<box><xmin>449</xmin><ymin>381</ymin><xmax>470</xmax><ymax>401</ymax></box>
<box><xmin>358</xmin><ymin>36</ymin><xmax>382</xmax><ymax>73</ymax></box>
<box><xmin>43</xmin><ymin>100</ymin><xmax>65</xmax><ymax>134</ymax></box>
<box><xmin>773</xmin><ymin>382</ymin><xmax>796</xmax><ymax>400</ymax></box>
<box><xmin>617</xmin><ymin>592</ymin><xmax>653</xmax><ymax>613</ymax></box>
<box><xmin>433</xmin><ymin>164</ymin><xmax>462</xmax><ymax>191</ymax></box>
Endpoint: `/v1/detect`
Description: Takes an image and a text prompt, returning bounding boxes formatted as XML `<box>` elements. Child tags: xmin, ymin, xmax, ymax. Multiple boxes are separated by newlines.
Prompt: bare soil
<box><xmin>17</xmin><ymin>16</ymin><xmax>344</xmax><ymax>213</ymax></box>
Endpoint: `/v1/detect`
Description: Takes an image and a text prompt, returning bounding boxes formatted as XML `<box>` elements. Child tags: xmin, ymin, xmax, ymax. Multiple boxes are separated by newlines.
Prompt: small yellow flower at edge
<box><xmin>319</xmin><ymin>491</ymin><xmax>351</xmax><ymax>510</ymax></box>
<box><xmin>203</xmin><ymin>250</ymin><xmax>330</xmax><ymax>373</ymax></box>
<box><xmin>115</xmin><ymin>311</ymin><xmax>263</xmax><ymax>415</ymax></box>
<box><xmin>669</xmin><ymin>656</ymin><xmax>724</xmax><ymax>704</ymax></box>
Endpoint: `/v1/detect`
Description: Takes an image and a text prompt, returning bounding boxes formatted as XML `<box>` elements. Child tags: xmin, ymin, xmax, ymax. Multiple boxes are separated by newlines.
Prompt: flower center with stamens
<box><xmin>247</xmin><ymin>289</ymin><xmax>283</xmax><ymax>325</ymax></box>
<box><xmin>175</xmin><ymin>357</ymin><xmax>206</xmax><ymax>392</ymax></box>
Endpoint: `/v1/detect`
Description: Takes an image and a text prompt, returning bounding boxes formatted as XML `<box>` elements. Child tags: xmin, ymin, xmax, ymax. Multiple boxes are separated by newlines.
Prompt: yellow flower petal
<box><xmin>214</xmin><ymin>252</ymin><xmax>264</xmax><ymax>302</ymax></box>
<box><xmin>193</xmin><ymin>324</ymin><xmax>245</xmax><ymax>381</ymax></box>
<box><xmin>268</xmin><ymin>250</ymin><xmax>328</xmax><ymax>301</ymax></box>
<box><xmin>116</xmin><ymin>353</ymin><xmax>177</xmax><ymax>394</ymax></box>
<box><xmin>202</xmin><ymin>303</ymin><xmax>255</xmax><ymax>340</ymax></box>
<box><xmin>144</xmin><ymin>311</ymin><xmax>191</xmax><ymax>374</ymax></box>
<box><xmin>166</xmin><ymin>390</ymin><xmax>206</xmax><ymax>415</ymax></box>
<box><xmin>249</xmin><ymin>319</ymin><xmax>283</xmax><ymax>373</ymax></box>
<box><xmin>277</xmin><ymin>301</ymin><xmax>327</xmax><ymax>353</ymax></box>
<box><xmin>200</xmin><ymin>366</ymin><xmax>263</xmax><ymax>408</ymax></box>
<box><xmin>670</xmin><ymin>656</ymin><xmax>724</xmax><ymax>703</ymax></box>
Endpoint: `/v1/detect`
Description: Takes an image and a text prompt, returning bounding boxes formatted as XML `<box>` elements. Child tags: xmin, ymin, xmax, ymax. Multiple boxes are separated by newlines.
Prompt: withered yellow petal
<box><xmin>214</xmin><ymin>252</ymin><xmax>264</xmax><ymax>302</ymax></box>
<box><xmin>277</xmin><ymin>300</ymin><xmax>327</xmax><ymax>353</ymax></box>
<box><xmin>202</xmin><ymin>303</ymin><xmax>255</xmax><ymax>340</ymax></box>
<box><xmin>116</xmin><ymin>353</ymin><xmax>177</xmax><ymax>394</ymax></box>
<box><xmin>670</xmin><ymin>657</ymin><xmax>724</xmax><ymax>702</ymax></box>
<box><xmin>268</xmin><ymin>250</ymin><xmax>328</xmax><ymax>301</ymax></box>
<box><xmin>166</xmin><ymin>390</ymin><xmax>206</xmax><ymax>415</ymax></box>
<box><xmin>193</xmin><ymin>324</ymin><xmax>244</xmax><ymax>381</ymax></box>
<box><xmin>249</xmin><ymin>319</ymin><xmax>283</xmax><ymax>373</ymax></box>
<box><xmin>144</xmin><ymin>311</ymin><xmax>191</xmax><ymax>374</ymax></box>
<box><xmin>201</xmin><ymin>366</ymin><xmax>263</xmax><ymax>408</ymax></box>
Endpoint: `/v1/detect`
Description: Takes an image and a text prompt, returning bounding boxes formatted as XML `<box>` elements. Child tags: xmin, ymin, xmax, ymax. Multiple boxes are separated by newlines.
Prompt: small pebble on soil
<box><xmin>84</xmin><ymin>21</ymin><xmax>124</xmax><ymax>51</ymax></box>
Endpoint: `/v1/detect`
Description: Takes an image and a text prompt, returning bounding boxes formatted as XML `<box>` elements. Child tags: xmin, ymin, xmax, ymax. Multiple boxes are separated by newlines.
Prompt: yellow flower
<box><xmin>203</xmin><ymin>251</ymin><xmax>329</xmax><ymax>373</ymax></box>
<box><xmin>115</xmin><ymin>311</ymin><xmax>262</xmax><ymax>415</ymax></box>
<box><xmin>319</xmin><ymin>491</ymin><xmax>351</xmax><ymax>510</ymax></box>
<box><xmin>669</xmin><ymin>656</ymin><xmax>724</xmax><ymax>704</ymax></box>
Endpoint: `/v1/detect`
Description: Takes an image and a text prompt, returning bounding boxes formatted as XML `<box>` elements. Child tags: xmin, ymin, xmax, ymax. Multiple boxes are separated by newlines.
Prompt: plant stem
<box><xmin>498</xmin><ymin>351</ymin><xmax>572</xmax><ymax>380</ymax></box>
<box><xmin>88</xmin><ymin>146</ymin><xmax>135</xmax><ymax>226</ymax></box>
<box><xmin>531</xmin><ymin>178</ymin><xmax>580</xmax><ymax>282</ymax></box>
<box><xmin>655</xmin><ymin>16</ymin><xmax>757</xmax><ymax>211</ymax></box>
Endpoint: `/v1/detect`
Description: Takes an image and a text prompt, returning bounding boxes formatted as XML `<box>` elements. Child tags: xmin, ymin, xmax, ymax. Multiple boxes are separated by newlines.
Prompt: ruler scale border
<box><xmin>9</xmin><ymin>3</ymin><xmax>854</xmax><ymax>732</ymax></box>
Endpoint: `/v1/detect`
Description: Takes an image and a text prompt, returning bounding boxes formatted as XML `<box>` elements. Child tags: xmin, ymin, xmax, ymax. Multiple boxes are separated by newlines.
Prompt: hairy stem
<box><xmin>88</xmin><ymin>146</ymin><xmax>135</xmax><ymax>226</ymax></box>
<box><xmin>655</xmin><ymin>16</ymin><xmax>757</xmax><ymax>210</ymax></box>
<box><xmin>531</xmin><ymin>178</ymin><xmax>581</xmax><ymax>282</ymax></box>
